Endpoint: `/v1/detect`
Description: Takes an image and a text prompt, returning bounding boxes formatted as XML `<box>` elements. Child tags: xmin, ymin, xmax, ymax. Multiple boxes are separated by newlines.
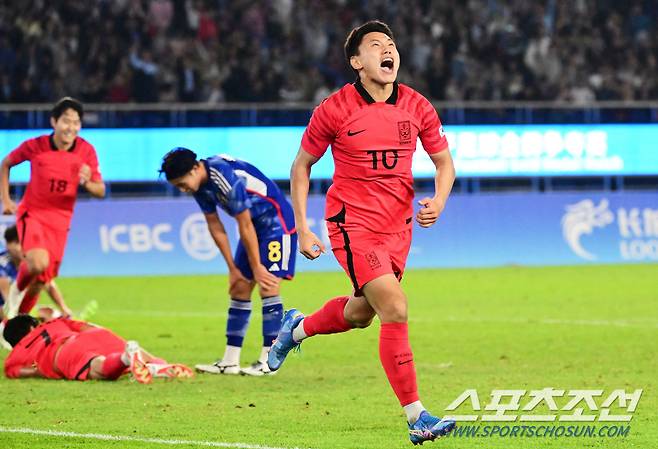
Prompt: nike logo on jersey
<box><xmin>347</xmin><ymin>129</ymin><xmax>366</xmax><ymax>136</ymax></box>
<box><xmin>398</xmin><ymin>359</ymin><xmax>413</xmax><ymax>365</ymax></box>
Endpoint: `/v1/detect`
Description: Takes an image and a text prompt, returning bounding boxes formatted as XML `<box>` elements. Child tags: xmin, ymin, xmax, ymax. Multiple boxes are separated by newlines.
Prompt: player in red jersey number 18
<box><xmin>0</xmin><ymin>97</ymin><xmax>105</xmax><ymax>318</ymax></box>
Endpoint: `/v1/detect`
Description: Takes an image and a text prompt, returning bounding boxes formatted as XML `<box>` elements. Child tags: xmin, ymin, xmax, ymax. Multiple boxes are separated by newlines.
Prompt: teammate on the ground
<box><xmin>3</xmin><ymin>314</ymin><xmax>193</xmax><ymax>382</ymax></box>
<box><xmin>267</xmin><ymin>21</ymin><xmax>457</xmax><ymax>444</ymax></box>
<box><xmin>0</xmin><ymin>225</ymin><xmax>70</xmax><ymax>321</ymax></box>
<box><xmin>0</xmin><ymin>97</ymin><xmax>105</xmax><ymax>316</ymax></box>
<box><xmin>160</xmin><ymin>148</ymin><xmax>296</xmax><ymax>376</ymax></box>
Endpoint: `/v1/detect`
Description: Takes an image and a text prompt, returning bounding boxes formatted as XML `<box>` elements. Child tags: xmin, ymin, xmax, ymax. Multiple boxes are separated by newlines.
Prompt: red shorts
<box><xmin>328</xmin><ymin>222</ymin><xmax>412</xmax><ymax>296</ymax></box>
<box><xmin>16</xmin><ymin>211</ymin><xmax>69</xmax><ymax>283</ymax></box>
<box><xmin>55</xmin><ymin>328</ymin><xmax>126</xmax><ymax>381</ymax></box>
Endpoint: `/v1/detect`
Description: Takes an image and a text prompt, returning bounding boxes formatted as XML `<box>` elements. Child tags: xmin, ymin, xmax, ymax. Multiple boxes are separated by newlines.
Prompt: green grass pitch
<box><xmin>1</xmin><ymin>265</ymin><xmax>656</xmax><ymax>449</ymax></box>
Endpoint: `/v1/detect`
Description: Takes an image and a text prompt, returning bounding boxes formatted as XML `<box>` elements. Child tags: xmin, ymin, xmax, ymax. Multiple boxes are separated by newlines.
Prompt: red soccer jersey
<box><xmin>4</xmin><ymin>317</ymin><xmax>88</xmax><ymax>379</ymax></box>
<box><xmin>301</xmin><ymin>81</ymin><xmax>448</xmax><ymax>233</ymax></box>
<box><xmin>8</xmin><ymin>134</ymin><xmax>102</xmax><ymax>230</ymax></box>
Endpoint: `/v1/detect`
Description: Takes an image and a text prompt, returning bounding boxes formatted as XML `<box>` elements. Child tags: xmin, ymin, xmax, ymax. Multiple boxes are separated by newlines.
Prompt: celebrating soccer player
<box><xmin>0</xmin><ymin>97</ymin><xmax>105</xmax><ymax>317</ymax></box>
<box><xmin>268</xmin><ymin>21</ymin><xmax>457</xmax><ymax>444</ymax></box>
<box><xmin>3</xmin><ymin>314</ymin><xmax>193</xmax><ymax>382</ymax></box>
<box><xmin>160</xmin><ymin>149</ymin><xmax>296</xmax><ymax>376</ymax></box>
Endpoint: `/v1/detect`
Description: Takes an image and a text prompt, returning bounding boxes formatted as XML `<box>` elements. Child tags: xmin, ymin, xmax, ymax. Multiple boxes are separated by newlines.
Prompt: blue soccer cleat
<box><xmin>408</xmin><ymin>411</ymin><xmax>456</xmax><ymax>445</ymax></box>
<box><xmin>267</xmin><ymin>308</ymin><xmax>305</xmax><ymax>372</ymax></box>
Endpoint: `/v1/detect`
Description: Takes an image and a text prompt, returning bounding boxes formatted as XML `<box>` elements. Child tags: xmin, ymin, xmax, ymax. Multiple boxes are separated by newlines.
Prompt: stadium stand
<box><xmin>0</xmin><ymin>0</ymin><xmax>656</xmax><ymax>104</ymax></box>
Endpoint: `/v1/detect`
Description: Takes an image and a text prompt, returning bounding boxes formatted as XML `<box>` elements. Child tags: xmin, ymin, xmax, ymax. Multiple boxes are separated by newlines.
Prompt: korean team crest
<box><xmin>398</xmin><ymin>120</ymin><xmax>411</xmax><ymax>144</ymax></box>
<box><xmin>365</xmin><ymin>251</ymin><xmax>381</xmax><ymax>270</ymax></box>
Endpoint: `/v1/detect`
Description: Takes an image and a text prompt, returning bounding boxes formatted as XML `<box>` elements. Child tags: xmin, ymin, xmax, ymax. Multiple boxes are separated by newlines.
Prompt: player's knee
<box><xmin>88</xmin><ymin>356</ymin><xmax>106</xmax><ymax>380</ymax></box>
<box><xmin>229</xmin><ymin>282</ymin><xmax>253</xmax><ymax>299</ymax></box>
<box><xmin>384</xmin><ymin>310</ymin><xmax>407</xmax><ymax>323</ymax></box>
<box><xmin>350</xmin><ymin>316</ymin><xmax>374</xmax><ymax>328</ymax></box>
<box><xmin>344</xmin><ymin>309</ymin><xmax>374</xmax><ymax>328</ymax></box>
<box><xmin>27</xmin><ymin>254</ymin><xmax>49</xmax><ymax>274</ymax></box>
<box><xmin>379</xmin><ymin>300</ymin><xmax>408</xmax><ymax>323</ymax></box>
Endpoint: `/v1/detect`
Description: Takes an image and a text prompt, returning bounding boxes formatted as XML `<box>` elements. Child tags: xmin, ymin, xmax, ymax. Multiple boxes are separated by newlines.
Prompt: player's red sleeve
<box><xmin>418</xmin><ymin>99</ymin><xmax>449</xmax><ymax>155</ymax></box>
<box><xmin>84</xmin><ymin>146</ymin><xmax>103</xmax><ymax>182</ymax></box>
<box><xmin>4</xmin><ymin>349</ymin><xmax>27</xmax><ymax>378</ymax></box>
<box><xmin>6</xmin><ymin>140</ymin><xmax>35</xmax><ymax>165</ymax></box>
<box><xmin>62</xmin><ymin>318</ymin><xmax>90</xmax><ymax>332</ymax></box>
<box><xmin>301</xmin><ymin>99</ymin><xmax>336</xmax><ymax>158</ymax></box>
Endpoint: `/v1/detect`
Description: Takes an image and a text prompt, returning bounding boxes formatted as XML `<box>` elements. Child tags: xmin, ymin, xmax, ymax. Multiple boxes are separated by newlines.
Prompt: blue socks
<box><xmin>225</xmin><ymin>296</ymin><xmax>284</xmax><ymax>349</ymax></box>
<box><xmin>262</xmin><ymin>296</ymin><xmax>284</xmax><ymax>347</ymax></box>
<box><xmin>226</xmin><ymin>299</ymin><xmax>252</xmax><ymax>347</ymax></box>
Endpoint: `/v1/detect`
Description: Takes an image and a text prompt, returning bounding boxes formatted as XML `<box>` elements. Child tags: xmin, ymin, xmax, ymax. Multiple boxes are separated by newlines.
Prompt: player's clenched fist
<box><xmin>298</xmin><ymin>229</ymin><xmax>325</xmax><ymax>260</ymax></box>
<box><xmin>78</xmin><ymin>164</ymin><xmax>92</xmax><ymax>184</ymax></box>
<box><xmin>2</xmin><ymin>199</ymin><xmax>17</xmax><ymax>215</ymax></box>
<box><xmin>416</xmin><ymin>197</ymin><xmax>444</xmax><ymax>228</ymax></box>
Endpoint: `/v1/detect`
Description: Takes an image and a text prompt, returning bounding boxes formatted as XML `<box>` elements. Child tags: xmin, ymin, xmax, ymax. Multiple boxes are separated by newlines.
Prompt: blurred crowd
<box><xmin>0</xmin><ymin>0</ymin><xmax>656</xmax><ymax>104</ymax></box>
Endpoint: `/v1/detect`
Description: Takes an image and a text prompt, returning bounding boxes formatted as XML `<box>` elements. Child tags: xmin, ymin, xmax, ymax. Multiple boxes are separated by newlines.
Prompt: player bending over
<box><xmin>3</xmin><ymin>314</ymin><xmax>193</xmax><ymax>383</ymax></box>
<box><xmin>0</xmin><ymin>97</ymin><xmax>105</xmax><ymax>317</ymax></box>
<box><xmin>160</xmin><ymin>148</ymin><xmax>296</xmax><ymax>376</ymax></box>
<box><xmin>268</xmin><ymin>21</ymin><xmax>456</xmax><ymax>444</ymax></box>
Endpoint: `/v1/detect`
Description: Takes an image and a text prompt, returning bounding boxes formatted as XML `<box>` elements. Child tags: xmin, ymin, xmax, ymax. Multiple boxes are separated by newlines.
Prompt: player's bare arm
<box><xmin>416</xmin><ymin>149</ymin><xmax>455</xmax><ymax>228</ymax></box>
<box><xmin>0</xmin><ymin>156</ymin><xmax>17</xmax><ymax>214</ymax></box>
<box><xmin>205</xmin><ymin>211</ymin><xmax>252</xmax><ymax>291</ymax></box>
<box><xmin>44</xmin><ymin>280</ymin><xmax>72</xmax><ymax>317</ymax></box>
<box><xmin>79</xmin><ymin>164</ymin><xmax>105</xmax><ymax>198</ymax></box>
<box><xmin>15</xmin><ymin>365</ymin><xmax>44</xmax><ymax>379</ymax></box>
<box><xmin>234</xmin><ymin>209</ymin><xmax>278</xmax><ymax>289</ymax></box>
<box><xmin>290</xmin><ymin>146</ymin><xmax>325</xmax><ymax>260</ymax></box>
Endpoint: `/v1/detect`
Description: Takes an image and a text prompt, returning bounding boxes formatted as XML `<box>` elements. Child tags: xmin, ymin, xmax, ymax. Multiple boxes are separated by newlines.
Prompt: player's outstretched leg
<box><xmin>267</xmin><ymin>309</ymin><xmax>304</xmax><ymax>371</ymax></box>
<box><xmin>149</xmin><ymin>363</ymin><xmax>195</xmax><ymax>379</ymax></box>
<box><xmin>267</xmin><ymin>296</ymin><xmax>356</xmax><ymax>372</ymax></box>
<box><xmin>125</xmin><ymin>340</ymin><xmax>152</xmax><ymax>384</ymax></box>
<box><xmin>408</xmin><ymin>411</ymin><xmax>456</xmax><ymax>445</ymax></box>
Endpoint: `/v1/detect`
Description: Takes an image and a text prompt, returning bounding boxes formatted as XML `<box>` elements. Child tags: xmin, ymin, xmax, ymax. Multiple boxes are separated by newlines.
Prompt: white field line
<box><xmin>0</xmin><ymin>426</ymin><xmax>309</xmax><ymax>449</ymax></box>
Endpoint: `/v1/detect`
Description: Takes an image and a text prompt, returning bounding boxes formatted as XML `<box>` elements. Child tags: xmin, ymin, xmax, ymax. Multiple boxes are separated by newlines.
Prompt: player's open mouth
<box><xmin>380</xmin><ymin>58</ymin><xmax>394</xmax><ymax>73</ymax></box>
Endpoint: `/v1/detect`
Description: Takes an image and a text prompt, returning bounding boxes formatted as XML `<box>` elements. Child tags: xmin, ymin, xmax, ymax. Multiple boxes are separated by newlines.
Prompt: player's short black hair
<box><xmin>159</xmin><ymin>147</ymin><xmax>199</xmax><ymax>180</ymax></box>
<box><xmin>4</xmin><ymin>225</ymin><xmax>18</xmax><ymax>243</ymax></box>
<box><xmin>344</xmin><ymin>20</ymin><xmax>395</xmax><ymax>75</ymax></box>
<box><xmin>3</xmin><ymin>314</ymin><xmax>39</xmax><ymax>347</ymax></box>
<box><xmin>51</xmin><ymin>96</ymin><xmax>84</xmax><ymax>121</ymax></box>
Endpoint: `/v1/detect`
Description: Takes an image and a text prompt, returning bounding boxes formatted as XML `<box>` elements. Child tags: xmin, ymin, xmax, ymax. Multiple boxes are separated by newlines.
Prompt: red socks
<box><xmin>379</xmin><ymin>322</ymin><xmax>419</xmax><ymax>406</ymax></box>
<box><xmin>18</xmin><ymin>291</ymin><xmax>40</xmax><ymax>314</ymax></box>
<box><xmin>301</xmin><ymin>297</ymin><xmax>420</xmax><ymax>406</ymax></box>
<box><xmin>101</xmin><ymin>353</ymin><xmax>127</xmax><ymax>380</ymax></box>
<box><xmin>16</xmin><ymin>261</ymin><xmax>39</xmax><ymax>313</ymax></box>
<box><xmin>302</xmin><ymin>296</ymin><xmax>352</xmax><ymax>336</ymax></box>
<box><xmin>16</xmin><ymin>262</ymin><xmax>34</xmax><ymax>291</ymax></box>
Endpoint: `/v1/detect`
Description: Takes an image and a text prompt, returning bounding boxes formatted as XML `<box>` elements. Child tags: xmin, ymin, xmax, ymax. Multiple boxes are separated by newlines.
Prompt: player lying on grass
<box><xmin>3</xmin><ymin>314</ymin><xmax>193</xmax><ymax>383</ymax></box>
<box><xmin>160</xmin><ymin>148</ymin><xmax>297</xmax><ymax>376</ymax></box>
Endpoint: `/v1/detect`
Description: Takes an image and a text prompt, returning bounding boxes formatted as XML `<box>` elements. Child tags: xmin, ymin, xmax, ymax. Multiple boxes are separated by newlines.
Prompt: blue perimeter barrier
<box><xmin>2</xmin><ymin>124</ymin><xmax>658</xmax><ymax>181</ymax></box>
<box><xmin>1</xmin><ymin>192</ymin><xmax>655</xmax><ymax>277</ymax></box>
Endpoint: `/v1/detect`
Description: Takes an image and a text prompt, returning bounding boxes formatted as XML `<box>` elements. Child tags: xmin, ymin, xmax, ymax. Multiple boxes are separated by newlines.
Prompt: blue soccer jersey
<box><xmin>0</xmin><ymin>250</ymin><xmax>17</xmax><ymax>281</ymax></box>
<box><xmin>193</xmin><ymin>154</ymin><xmax>297</xmax><ymax>279</ymax></box>
<box><xmin>0</xmin><ymin>250</ymin><xmax>17</xmax><ymax>306</ymax></box>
